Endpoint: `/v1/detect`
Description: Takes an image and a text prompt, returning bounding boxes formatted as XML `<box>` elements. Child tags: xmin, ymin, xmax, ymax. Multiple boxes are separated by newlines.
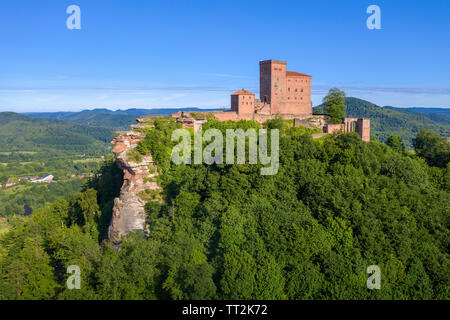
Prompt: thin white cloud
<box><xmin>0</xmin><ymin>86</ymin><xmax>231</xmax><ymax>92</ymax></box>
<box><xmin>312</xmin><ymin>85</ymin><xmax>450</xmax><ymax>95</ymax></box>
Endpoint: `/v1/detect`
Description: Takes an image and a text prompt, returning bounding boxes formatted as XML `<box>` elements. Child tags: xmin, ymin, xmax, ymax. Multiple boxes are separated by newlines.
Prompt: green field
<box><xmin>0</xmin><ymin>178</ymin><xmax>86</xmax><ymax>217</ymax></box>
<box><xmin>73</xmin><ymin>158</ymin><xmax>104</xmax><ymax>164</ymax></box>
<box><xmin>0</xmin><ymin>151</ymin><xmax>37</xmax><ymax>155</ymax></box>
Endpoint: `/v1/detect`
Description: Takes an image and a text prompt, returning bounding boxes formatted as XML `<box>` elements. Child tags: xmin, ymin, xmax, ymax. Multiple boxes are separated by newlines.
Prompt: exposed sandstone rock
<box><xmin>108</xmin><ymin>128</ymin><xmax>160</xmax><ymax>244</ymax></box>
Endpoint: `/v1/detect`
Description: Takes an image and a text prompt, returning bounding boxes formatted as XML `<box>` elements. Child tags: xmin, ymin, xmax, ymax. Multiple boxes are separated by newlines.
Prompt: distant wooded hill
<box><xmin>383</xmin><ymin>106</ymin><xmax>450</xmax><ymax>126</ymax></box>
<box><xmin>399</xmin><ymin>107</ymin><xmax>450</xmax><ymax>116</ymax></box>
<box><xmin>0</xmin><ymin>112</ymin><xmax>114</xmax><ymax>156</ymax></box>
<box><xmin>16</xmin><ymin>99</ymin><xmax>450</xmax><ymax>149</ymax></box>
<box><xmin>25</xmin><ymin>107</ymin><xmax>222</xmax><ymax>130</ymax></box>
<box><xmin>314</xmin><ymin>97</ymin><xmax>449</xmax><ymax>148</ymax></box>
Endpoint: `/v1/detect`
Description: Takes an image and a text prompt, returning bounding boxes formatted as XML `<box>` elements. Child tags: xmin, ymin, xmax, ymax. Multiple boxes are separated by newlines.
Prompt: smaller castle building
<box><xmin>231</xmin><ymin>89</ymin><xmax>255</xmax><ymax>119</ymax></box>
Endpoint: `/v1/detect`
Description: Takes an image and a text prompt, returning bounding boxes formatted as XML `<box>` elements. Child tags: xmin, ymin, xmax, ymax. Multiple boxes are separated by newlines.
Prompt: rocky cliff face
<box><xmin>108</xmin><ymin>128</ymin><xmax>160</xmax><ymax>244</ymax></box>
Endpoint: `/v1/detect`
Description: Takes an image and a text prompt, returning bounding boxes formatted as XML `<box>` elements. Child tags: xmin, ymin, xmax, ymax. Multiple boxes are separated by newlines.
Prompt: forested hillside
<box><xmin>22</xmin><ymin>101</ymin><xmax>450</xmax><ymax>150</ymax></box>
<box><xmin>0</xmin><ymin>112</ymin><xmax>112</xmax><ymax>219</ymax></box>
<box><xmin>1</xmin><ymin>118</ymin><xmax>448</xmax><ymax>300</ymax></box>
<box><xmin>315</xmin><ymin>98</ymin><xmax>450</xmax><ymax>148</ymax></box>
<box><xmin>0</xmin><ymin>112</ymin><xmax>113</xmax><ymax>155</ymax></box>
<box><xmin>402</xmin><ymin>108</ymin><xmax>450</xmax><ymax>116</ymax></box>
<box><xmin>384</xmin><ymin>106</ymin><xmax>450</xmax><ymax>126</ymax></box>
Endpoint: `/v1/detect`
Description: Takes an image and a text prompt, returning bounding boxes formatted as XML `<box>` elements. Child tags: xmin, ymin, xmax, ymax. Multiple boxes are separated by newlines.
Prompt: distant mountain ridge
<box><xmin>16</xmin><ymin>100</ymin><xmax>450</xmax><ymax>149</ymax></box>
<box><xmin>24</xmin><ymin>107</ymin><xmax>223</xmax><ymax>130</ymax></box>
<box><xmin>383</xmin><ymin>106</ymin><xmax>450</xmax><ymax>126</ymax></box>
<box><xmin>400</xmin><ymin>107</ymin><xmax>450</xmax><ymax>116</ymax></box>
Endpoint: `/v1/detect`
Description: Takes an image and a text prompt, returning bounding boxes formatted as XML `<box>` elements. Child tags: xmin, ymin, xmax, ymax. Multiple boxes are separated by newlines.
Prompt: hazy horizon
<box><xmin>3</xmin><ymin>98</ymin><xmax>449</xmax><ymax>114</ymax></box>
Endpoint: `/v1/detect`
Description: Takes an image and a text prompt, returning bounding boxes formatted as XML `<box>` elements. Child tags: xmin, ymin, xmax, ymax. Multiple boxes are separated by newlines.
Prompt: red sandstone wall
<box><xmin>238</xmin><ymin>94</ymin><xmax>254</xmax><ymax>115</ymax></box>
<box><xmin>285</xmin><ymin>75</ymin><xmax>312</xmax><ymax>115</ymax></box>
<box><xmin>260</xmin><ymin>60</ymin><xmax>287</xmax><ymax>114</ymax></box>
<box><xmin>357</xmin><ymin>119</ymin><xmax>371</xmax><ymax>142</ymax></box>
<box><xmin>344</xmin><ymin>118</ymin><xmax>357</xmax><ymax>133</ymax></box>
<box><xmin>325</xmin><ymin>123</ymin><xmax>344</xmax><ymax>134</ymax></box>
<box><xmin>260</xmin><ymin>60</ymin><xmax>312</xmax><ymax>116</ymax></box>
<box><xmin>271</xmin><ymin>61</ymin><xmax>287</xmax><ymax>114</ymax></box>
<box><xmin>213</xmin><ymin>111</ymin><xmax>239</xmax><ymax>121</ymax></box>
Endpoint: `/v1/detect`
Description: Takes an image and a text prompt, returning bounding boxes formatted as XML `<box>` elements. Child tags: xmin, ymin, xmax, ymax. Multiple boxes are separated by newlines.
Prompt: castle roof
<box><xmin>286</xmin><ymin>71</ymin><xmax>312</xmax><ymax>78</ymax></box>
<box><xmin>231</xmin><ymin>89</ymin><xmax>255</xmax><ymax>95</ymax></box>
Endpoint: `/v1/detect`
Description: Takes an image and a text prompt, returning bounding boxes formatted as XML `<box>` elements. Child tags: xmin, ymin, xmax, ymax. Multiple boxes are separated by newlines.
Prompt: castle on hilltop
<box><xmin>109</xmin><ymin>60</ymin><xmax>371</xmax><ymax>243</ymax></box>
<box><xmin>169</xmin><ymin>59</ymin><xmax>370</xmax><ymax>141</ymax></box>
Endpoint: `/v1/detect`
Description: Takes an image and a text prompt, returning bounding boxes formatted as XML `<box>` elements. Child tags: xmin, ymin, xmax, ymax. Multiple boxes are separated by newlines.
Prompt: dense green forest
<box><xmin>0</xmin><ymin>179</ymin><xmax>85</xmax><ymax>217</ymax></box>
<box><xmin>1</xmin><ymin>117</ymin><xmax>448</xmax><ymax>300</ymax></box>
<box><xmin>385</xmin><ymin>107</ymin><xmax>450</xmax><ymax>126</ymax></box>
<box><xmin>400</xmin><ymin>108</ymin><xmax>450</xmax><ymax>116</ymax></box>
<box><xmin>315</xmin><ymin>97</ymin><xmax>450</xmax><ymax>148</ymax></box>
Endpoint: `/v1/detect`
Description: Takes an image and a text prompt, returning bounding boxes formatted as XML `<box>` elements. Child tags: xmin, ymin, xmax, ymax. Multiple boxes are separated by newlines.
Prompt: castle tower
<box><xmin>259</xmin><ymin>59</ymin><xmax>312</xmax><ymax>116</ymax></box>
<box><xmin>356</xmin><ymin>118</ymin><xmax>370</xmax><ymax>142</ymax></box>
<box><xmin>231</xmin><ymin>89</ymin><xmax>255</xmax><ymax>120</ymax></box>
<box><xmin>259</xmin><ymin>60</ymin><xmax>287</xmax><ymax>115</ymax></box>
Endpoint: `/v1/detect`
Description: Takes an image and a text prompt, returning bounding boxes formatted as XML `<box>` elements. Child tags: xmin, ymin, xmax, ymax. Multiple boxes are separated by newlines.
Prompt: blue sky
<box><xmin>0</xmin><ymin>0</ymin><xmax>449</xmax><ymax>112</ymax></box>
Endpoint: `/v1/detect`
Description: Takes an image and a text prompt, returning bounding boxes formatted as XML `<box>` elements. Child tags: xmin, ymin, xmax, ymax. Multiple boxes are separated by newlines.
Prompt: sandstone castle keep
<box><xmin>171</xmin><ymin>59</ymin><xmax>370</xmax><ymax>142</ymax></box>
